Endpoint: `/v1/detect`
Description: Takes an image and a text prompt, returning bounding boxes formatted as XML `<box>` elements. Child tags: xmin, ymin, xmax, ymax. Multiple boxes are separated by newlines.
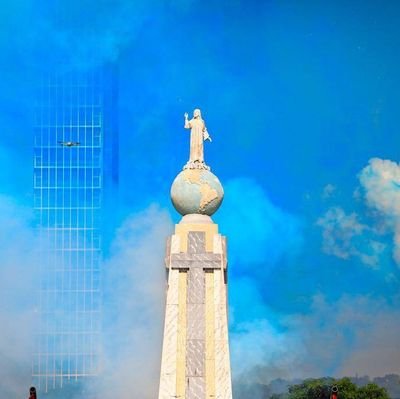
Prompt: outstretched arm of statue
<box><xmin>184</xmin><ymin>112</ymin><xmax>191</xmax><ymax>129</ymax></box>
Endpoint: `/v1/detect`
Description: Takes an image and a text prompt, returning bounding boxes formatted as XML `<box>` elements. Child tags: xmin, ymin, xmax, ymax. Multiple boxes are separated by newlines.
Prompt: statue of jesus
<box><xmin>184</xmin><ymin>109</ymin><xmax>211</xmax><ymax>168</ymax></box>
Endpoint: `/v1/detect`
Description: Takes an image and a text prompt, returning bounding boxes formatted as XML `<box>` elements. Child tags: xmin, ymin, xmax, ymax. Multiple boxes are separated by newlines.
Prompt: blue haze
<box><xmin>0</xmin><ymin>1</ymin><xmax>400</xmax><ymax>398</ymax></box>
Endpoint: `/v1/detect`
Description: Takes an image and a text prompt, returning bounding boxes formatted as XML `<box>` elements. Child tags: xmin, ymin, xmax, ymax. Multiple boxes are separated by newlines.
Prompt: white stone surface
<box><xmin>221</xmin><ymin>237</ymin><xmax>227</xmax><ymax>269</ymax></box>
<box><xmin>213</xmin><ymin>234</ymin><xmax>223</xmax><ymax>254</ymax></box>
<box><xmin>214</xmin><ymin>304</ymin><xmax>232</xmax><ymax>399</ymax></box>
<box><xmin>180</xmin><ymin>214</ymin><xmax>213</xmax><ymax>224</ymax></box>
<box><xmin>158</xmin><ymin>304</ymin><xmax>178</xmax><ymax>398</ymax></box>
<box><xmin>170</xmin><ymin>235</ymin><xmax>181</xmax><ymax>254</ymax></box>
<box><xmin>214</xmin><ymin>269</ymin><xmax>227</xmax><ymax>306</ymax></box>
<box><xmin>159</xmin><ymin>267</ymin><xmax>181</xmax><ymax>398</ymax></box>
<box><xmin>167</xmin><ymin>269</ymin><xmax>179</xmax><ymax>305</ymax></box>
<box><xmin>212</xmin><ymin>253</ymin><xmax>232</xmax><ymax>398</ymax></box>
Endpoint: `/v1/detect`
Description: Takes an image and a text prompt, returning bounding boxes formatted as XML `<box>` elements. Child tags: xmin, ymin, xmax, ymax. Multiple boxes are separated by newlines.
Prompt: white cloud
<box><xmin>359</xmin><ymin>158</ymin><xmax>400</xmax><ymax>221</ymax></box>
<box><xmin>317</xmin><ymin>206</ymin><xmax>384</xmax><ymax>266</ymax></box>
<box><xmin>322</xmin><ymin>183</ymin><xmax>336</xmax><ymax>199</ymax></box>
<box><xmin>317</xmin><ymin>206</ymin><xmax>365</xmax><ymax>259</ymax></box>
<box><xmin>359</xmin><ymin>158</ymin><xmax>400</xmax><ymax>264</ymax></box>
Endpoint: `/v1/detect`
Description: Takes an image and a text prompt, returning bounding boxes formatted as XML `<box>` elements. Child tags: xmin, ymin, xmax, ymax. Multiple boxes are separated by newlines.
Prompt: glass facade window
<box><xmin>32</xmin><ymin>67</ymin><xmax>118</xmax><ymax>392</ymax></box>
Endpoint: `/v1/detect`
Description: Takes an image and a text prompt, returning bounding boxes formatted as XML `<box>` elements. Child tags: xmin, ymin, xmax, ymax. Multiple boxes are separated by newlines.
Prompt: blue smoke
<box><xmin>215</xmin><ymin>178</ymin><xmax>303</xmax><ymax>328</ymax></box>
<box><xmin>216</xmin><ymin>178</ymin><xmax>303</xmax><ymax>270</ymax></box>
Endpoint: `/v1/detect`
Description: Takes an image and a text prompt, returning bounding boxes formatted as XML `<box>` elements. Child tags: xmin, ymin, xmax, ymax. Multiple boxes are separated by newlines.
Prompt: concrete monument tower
<box><xmin>158</xmin><ymin>109</ymin><xmax>232</xmax><ymax>398</ymax></box>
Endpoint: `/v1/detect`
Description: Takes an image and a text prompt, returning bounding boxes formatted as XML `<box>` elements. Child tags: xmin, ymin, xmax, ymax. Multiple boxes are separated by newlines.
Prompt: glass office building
<box><xmin>32</xmin><ymin>66</ymin><xmax>118</xmax><ymax>392</ymax></box>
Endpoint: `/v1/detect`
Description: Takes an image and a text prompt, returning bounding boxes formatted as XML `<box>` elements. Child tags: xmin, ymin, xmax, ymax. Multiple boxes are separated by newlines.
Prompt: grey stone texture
<box><xmin>188</xmin><ymin>231</ymin><xmax>206</xmax><ymax>254</ymax></box>
<box><xmin>186</xmin><ymin>340</ymin><xmax>205</xmax><ymax>377</ymax></box>
<box><xmin>186</xmin><ymin>376</ymin><xmax>206</xmax><ymax>399</ymax></box>
<box><xmin>188</xmin><ymin>268</ymin><xmax>205</xmax><ymax>304</ymax></box>
<box><xmin>169</xmin><ymin>232</ymin><xmax>224</xmax><ymax>272</ymax></box>
<box><xmin>187</xmin><ymin>304</ymin><xmax>205</xmax><ymax>340</ymax></box>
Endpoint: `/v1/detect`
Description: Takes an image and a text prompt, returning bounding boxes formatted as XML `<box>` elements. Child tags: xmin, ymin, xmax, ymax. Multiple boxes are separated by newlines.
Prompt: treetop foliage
<box><xmin>286</xmin><ymin>377</ymin><xmax>390</xmax><ymax>399</ymax></box>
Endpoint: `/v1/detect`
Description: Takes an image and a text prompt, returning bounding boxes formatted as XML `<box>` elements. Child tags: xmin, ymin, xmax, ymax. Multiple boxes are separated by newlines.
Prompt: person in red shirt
<box><xmin>29</xmin><ymin>387</ymin><xmax>37</xmax><ymax>399</ymax></box>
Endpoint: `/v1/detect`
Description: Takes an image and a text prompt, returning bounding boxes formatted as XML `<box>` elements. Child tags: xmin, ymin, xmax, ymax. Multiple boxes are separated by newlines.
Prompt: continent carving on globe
<box><xmin>199</xmin><ymin>183</ymin><xmax>219</xmax><ymax>212</ymax></box>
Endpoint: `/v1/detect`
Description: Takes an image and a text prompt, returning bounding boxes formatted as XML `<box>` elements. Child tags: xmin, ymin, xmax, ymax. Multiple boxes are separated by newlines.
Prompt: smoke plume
<box><xmin>97</xmin><ymin>205</ymin><xmax>173</xmax><ymax>399</ymax></box>
<box><xmin>0</xmin><ymin>196</ymin><xmax>41</xmax><ymax>398</ymax></box>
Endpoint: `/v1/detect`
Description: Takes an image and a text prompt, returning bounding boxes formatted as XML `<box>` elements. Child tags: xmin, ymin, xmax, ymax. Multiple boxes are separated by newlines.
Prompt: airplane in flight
<box><xmin>58</xmin><ymin>141</ymin><xmax>80</xmax><ymax>147</ymax></box>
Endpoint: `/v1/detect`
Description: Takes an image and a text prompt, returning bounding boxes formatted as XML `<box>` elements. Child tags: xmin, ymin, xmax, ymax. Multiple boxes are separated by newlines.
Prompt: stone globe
<box><xmin>171</xmin><ymin>169</ymin><xmax>224</xmax><ymax>216</ymax></box>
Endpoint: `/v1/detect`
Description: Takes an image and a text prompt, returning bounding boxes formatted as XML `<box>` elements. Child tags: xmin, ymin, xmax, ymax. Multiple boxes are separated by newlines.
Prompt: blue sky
<box><xmin>0</xmin><ymin>0</ymin><xmax>400</xmax><ymax>395</ymax></box>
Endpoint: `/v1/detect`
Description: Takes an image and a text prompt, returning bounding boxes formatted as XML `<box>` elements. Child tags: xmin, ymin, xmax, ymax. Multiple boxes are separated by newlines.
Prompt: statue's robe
<box><xmin>187</xmin><ymin>118</ymin><xmax>205</xmax><ymax>163</ymax></box>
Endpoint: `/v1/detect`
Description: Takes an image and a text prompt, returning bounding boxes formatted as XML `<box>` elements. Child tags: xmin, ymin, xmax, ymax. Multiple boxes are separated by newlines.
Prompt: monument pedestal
<box><xmin>158</xmin><ymin>215</ymin><xmax>232</xmax><ymax>399</ymax></box>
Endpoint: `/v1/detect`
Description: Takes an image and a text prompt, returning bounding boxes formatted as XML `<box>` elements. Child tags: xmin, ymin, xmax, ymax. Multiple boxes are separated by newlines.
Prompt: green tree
<box><xmin>288</xmin><ymin>377</ymin><xmax>334</xmax><ymax>399</ymax></box>
<box><xmin>336</xmin><ymin>377</ymin><xmax>358</xmax><ymax>399</ymax></box>
<box><xmin>286</xmin><ymin>377</ymin><xmax>389</xmax><ymax>399</ymax></box>
<box><xmin>357</xmin><ymin>383</ymin><xmax>390</xmax><ymax>399</ymax></box>
<box><xmin>270</xmin><ymin>394</ymin><xmax>288</xmax><ymax>399</ymax></box>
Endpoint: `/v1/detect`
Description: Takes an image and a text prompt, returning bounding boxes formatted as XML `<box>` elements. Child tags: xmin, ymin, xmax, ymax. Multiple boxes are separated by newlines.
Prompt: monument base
<box><xmin>158</xmin><ymin>215</ymin><xmax>232</xmax><ymax>399</ymax></box>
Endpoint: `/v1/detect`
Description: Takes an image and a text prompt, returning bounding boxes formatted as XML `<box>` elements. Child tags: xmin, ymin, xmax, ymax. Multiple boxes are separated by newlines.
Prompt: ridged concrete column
<box><xmin>158</xmin><ymin>216</ymin><xmax>232</xmax><ymax>399</ymax></box>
